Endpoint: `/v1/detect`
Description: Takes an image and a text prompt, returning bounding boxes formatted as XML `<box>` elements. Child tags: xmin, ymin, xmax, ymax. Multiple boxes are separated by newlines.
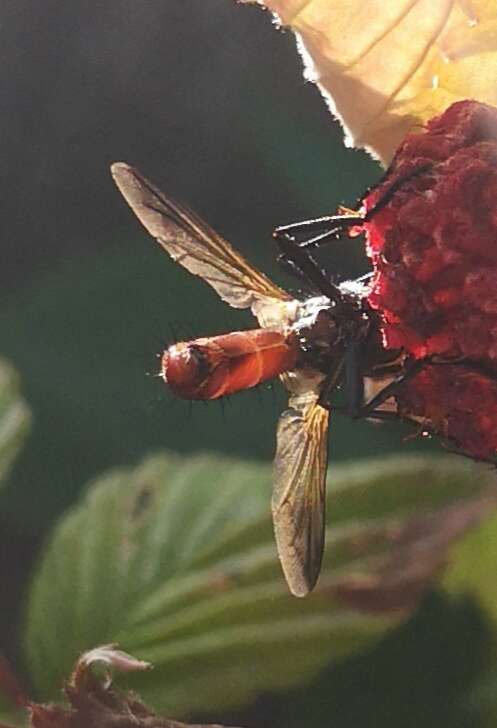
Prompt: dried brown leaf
<box><xmin>330</xmin><ymin>491</ymin><xmax>497</xmax><ymax>612</ymax></box>
<box><xmin>26</xmin><ymin>647</ymin><xmax>240</xmax><ymax>728</ymax></box>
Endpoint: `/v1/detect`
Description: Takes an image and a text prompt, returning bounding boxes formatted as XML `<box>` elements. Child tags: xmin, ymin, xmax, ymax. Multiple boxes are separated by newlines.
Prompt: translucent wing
<box><xmin>111</xmin><ymin>163</ymin><xmax>292</xmax><ymax>320</ymax></box>
<box><xmin>272</xmin><ymin>389</ymin><xmax>330</xmax><ymax>597</ymax></box>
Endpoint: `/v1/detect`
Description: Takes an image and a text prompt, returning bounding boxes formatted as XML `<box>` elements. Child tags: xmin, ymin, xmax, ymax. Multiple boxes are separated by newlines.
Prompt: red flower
<box><xmin>396</xmin><ymin>365</ymin><xmax>497</xmax><ymax>460</ymax></box>
<box><xmin>364</xmin><ymin>100</ymin><xmax>497</xmax><ymax>365</ymax></box>
<box><xmin>360</xmin><ymin>100</ymin><xmax>497</xmax><ymax>458</ymax></box>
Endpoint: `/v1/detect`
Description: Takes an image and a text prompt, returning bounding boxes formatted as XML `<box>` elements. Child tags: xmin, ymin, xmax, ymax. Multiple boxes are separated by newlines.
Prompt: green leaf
<box><xmin>24</xmin><ymin>452</ymin><xmax>497</xmax><ymax>718</ymax></box>
<box><xmin>0</xmin><ymin>358</ymin><xmax>30</xmax><ymax>488</ymax></box>
<box><xmin>462</xmin><ymin>663</ymin><xmax>497</xmax><ymax>728</ymax></box>
<box><xmin>0</xmin><ymin>706</ymin><xmax>27</xmax><ymax>728</ymax></box>
<box><xmin>443</xmin><ymin>510</ymin><xmax>497</xmax><ymax>630</ymax></box>
<box><xmin>433</xmin><ymin>481</ymin><xmax>497</xmax><ymax>726</ymax></box>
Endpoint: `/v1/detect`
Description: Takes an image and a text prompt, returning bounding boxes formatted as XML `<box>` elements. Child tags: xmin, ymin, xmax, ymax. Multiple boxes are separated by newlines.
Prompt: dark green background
<box><xmin>0</xmin><ymin>3</ymin><xmax>484</xmax><ymax>727</ymax></box>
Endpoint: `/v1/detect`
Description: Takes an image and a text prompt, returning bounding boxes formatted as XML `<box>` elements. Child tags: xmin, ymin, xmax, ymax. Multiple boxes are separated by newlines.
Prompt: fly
<box><xmin>111</xmin><ymin>163</ymin><xmax>403</xmax><ymax>597</ymax></box>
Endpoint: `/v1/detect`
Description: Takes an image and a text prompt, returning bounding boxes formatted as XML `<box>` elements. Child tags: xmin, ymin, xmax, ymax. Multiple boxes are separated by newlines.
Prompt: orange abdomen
<box><xmin>162</xmin><ymin>328</ymin><xmax>297</xmax><ymax>400</ymax></box>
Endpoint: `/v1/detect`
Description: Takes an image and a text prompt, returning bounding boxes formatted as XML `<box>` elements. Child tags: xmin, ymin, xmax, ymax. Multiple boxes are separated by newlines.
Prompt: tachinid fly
<box><xmin>111</xmin><ymin>163</ymin><xmax>406</xmax><ymax>597</ymax></box>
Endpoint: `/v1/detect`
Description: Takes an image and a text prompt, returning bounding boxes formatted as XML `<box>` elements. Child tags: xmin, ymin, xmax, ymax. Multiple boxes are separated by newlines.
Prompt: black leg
<box><xmin>344</xmin><ymin>339</ymin><xmax>365</xmax><ymax>416</ymax></box>
<box><xmin>363</xmin><ymin>163</ymin><xmax>432</xmax><ymax>221</ymax></box>
<box><xmin>298</xmin><ymin>227</ymin><xmax>352</xmax><ymax>251</ymax></box>
<box><xmin>273</xmin><ymin>213</ymin><xmax>363</xmax><ymax>247</ymax></box>
<box><xmin>318</xmin><ymin>356</ymin><xmax>345</xmax><ymax>409</ymax></box>
<box><xmin>276</xmin><ymin>241</ymin><xmax>314</xmax><ymax>288</ymax></box>
<box><xmin>352</xmin><ymin>358</ymin><xmax>425</xmax><ymax>418</ymax></box>
<box><xmin>275</xmin><ymin>234</ymin><xmax>345</xmax><ymax>306</ymax></box>
<box><xmin>357</xmin><ymin>355</ymin><xmax>497</xmax><ymax>421</ymax></box>
<box><xmin>272</xmin><ymin>163</ymin><xmax>433</xmax><ymax>251</ymax></box>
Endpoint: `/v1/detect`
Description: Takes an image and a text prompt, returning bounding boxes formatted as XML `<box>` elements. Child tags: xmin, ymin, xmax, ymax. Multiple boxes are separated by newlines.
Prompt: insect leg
<box><xmin>363</xmin><ymin>163</ymin><xmax>433</xmax><ymax>220</ymax></box>
<box><xmin>273</xmin><ymin>164</ymin><xmax>433</xmax><ymax>251</ymax></box>
<box><xmin>352</xmin><ymin>358</ymin><xmax>426</xmax><ymax>418</ymax></box>
<box><xmin>344</xmin><ymin>339</ymin><xmax>365</xmax><ymax>416</ymax></box>
<box><xmin>273</xmin><ymin>214</ymin><xmax>364</xmax><ymax>249</ymax></box>
<box><xmin>317</xmin><ymin>356</ymin><xmax>345</xmax><ymax>409</ymax></box>
<box><xmin>275</xmin><ymin>234</ymin><xmax>345</xmax><ymax>306</ymax></box>
<box><xmin>359</xmin><ymin>355</ymin><xmax>497</xmax><ymax>419</ymax></box>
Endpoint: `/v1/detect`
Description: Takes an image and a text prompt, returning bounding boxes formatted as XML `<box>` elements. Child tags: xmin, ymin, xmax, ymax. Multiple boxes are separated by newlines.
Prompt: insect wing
<box><xmin>272</xmin><ymin>391</ymin><xmax>330</xmax><ymax>597</ymax></box>
<box><xmin>111</xmin><ymin>164</ymin><xmax>292</xmax><ymax>320</ymax></box>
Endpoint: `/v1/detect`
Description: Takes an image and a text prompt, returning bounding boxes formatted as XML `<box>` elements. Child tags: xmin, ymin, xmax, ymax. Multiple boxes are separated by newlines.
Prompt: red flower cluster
<box><xmin>396</xmin><ymin>365</ymin><xmax>497</xmax><ymax>460</ymax></box>
<box><xmin>365</xmin><ymin>100</ymin><xmax>497</xmax><ymax>363</ymax></box>
<box><xmin>361</xmin><ymin>100</ymin><xmax>497</xmax><ymax>459</ymax></box>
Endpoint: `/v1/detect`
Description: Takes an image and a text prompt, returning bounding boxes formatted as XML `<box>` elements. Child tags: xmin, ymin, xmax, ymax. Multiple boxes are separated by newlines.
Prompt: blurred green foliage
<box><xmin>23</xmin><ymin>450</ymin><xmax>497</xmax><ymax>724</ymax></box>
<box><xmin>0</xmin><ymin>359</ymin><xmax>30</xmax><ymax>488</ymax></box>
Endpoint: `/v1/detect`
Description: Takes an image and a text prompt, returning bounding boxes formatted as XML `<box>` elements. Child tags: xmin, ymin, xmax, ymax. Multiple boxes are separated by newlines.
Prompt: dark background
<box><xmin>0</xmin><ymin>2</ymin><xmax>484</xmax><ymax>727</ymax></box>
